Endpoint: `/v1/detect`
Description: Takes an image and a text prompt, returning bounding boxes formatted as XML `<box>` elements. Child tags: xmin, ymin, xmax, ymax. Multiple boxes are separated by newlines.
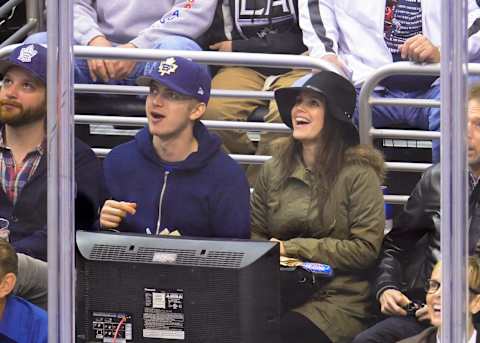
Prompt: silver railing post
<box><xmin>25</xmin><ymin>0</ymin><xmax>40</xmax><ymax>31</ymax></box>
<box><xmin>440</xmin><ymin>0</ymin><xmax>469</xmax><ymax>341</ymax></box>
<box><xmin>47</xmin><ymin>0</ymin><xmax>75</xmax><ymax>341</ymax></box>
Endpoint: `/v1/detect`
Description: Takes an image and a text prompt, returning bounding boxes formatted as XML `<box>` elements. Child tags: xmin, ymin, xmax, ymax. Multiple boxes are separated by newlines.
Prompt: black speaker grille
<box><xmin>89</xmin><ymin>244</ymin><xmax>244</xmax><ymax>268</ymax></box>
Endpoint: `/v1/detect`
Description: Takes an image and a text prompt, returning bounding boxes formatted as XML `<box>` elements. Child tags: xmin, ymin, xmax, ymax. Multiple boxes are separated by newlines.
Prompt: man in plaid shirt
<box><xmin>0</xmin><ymin>43</ymin><xmax>103</xmax><ymax>261</ymax></box>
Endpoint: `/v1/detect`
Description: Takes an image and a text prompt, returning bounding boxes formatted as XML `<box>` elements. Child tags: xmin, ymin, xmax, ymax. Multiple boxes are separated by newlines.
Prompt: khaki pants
<box><xmin>203</xmin><ymin>67</ymin><xmax>309</xmax><ymax>183</ymax></box>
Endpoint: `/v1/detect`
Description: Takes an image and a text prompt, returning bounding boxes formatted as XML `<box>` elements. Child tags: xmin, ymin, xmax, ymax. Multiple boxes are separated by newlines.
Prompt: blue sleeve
<box><xmin>34</xmin><ymin>308</ymin><xmax>48</xmax><ymax>343</ymax></box>
<box><xmin>211</xmin><ymin>165</ymin><xmax>251</xmax><ymax>239</ymax></box>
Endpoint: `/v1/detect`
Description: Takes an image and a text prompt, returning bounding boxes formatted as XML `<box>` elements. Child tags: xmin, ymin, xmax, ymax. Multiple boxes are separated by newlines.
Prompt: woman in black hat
<box><xmin>251</xmin><ymin>71</ymin><xmax>386</xmax><ymax>343</ymax></box>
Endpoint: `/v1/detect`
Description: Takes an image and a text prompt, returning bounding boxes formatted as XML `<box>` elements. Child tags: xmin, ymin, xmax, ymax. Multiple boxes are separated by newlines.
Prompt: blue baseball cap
<box><xmin>137</xmin><ymin>57</ymin><xmax>211</xmax><ymax>104</ymax></box>
<box><xmin>0</xmin><ymin>43</ymin><xmax>46</xmax><ymax>84</ymax></box>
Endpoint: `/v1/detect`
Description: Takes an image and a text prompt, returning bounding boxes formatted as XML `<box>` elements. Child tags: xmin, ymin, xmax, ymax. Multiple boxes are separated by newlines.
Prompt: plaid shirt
<box><xmin>0</xmin><ymin>132</ymin><xmax>44</xmax><ymax>204</ymax></box>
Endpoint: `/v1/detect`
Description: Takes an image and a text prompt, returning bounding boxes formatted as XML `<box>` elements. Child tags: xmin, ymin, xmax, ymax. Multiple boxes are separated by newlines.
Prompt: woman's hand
<box><xmin>270</xmin><ymin>238</ymin><xmax>286</xmax><ymax>256</ymax></box>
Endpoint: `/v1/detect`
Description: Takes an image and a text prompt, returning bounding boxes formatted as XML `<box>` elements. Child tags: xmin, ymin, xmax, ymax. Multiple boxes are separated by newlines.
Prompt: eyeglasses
<box><xmin>425</xmin><ymin>279</ymin><xmax>480</xmax><ymax>295</ymax></box>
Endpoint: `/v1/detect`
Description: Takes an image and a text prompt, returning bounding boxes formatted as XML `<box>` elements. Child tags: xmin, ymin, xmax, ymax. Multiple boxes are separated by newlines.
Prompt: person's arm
<box><xmin>375</xmin><ymin>165</ymin><xmax>439</xmax><ymax>298</ymax></box>
<box><xmin>14</xmin><ymin>253</ymin><xmax>48</xmax><ymax>310</ymax></box>
<box><xmin>211</xmin><ymin>164</ymin><xmax>250</xmax><ymax>239</ymax></box>
<box><xmin>250</xmin><ymin>162</ymin><xmax>272</xmax><ymax>241</ymax></box>
<box><xmin>282</xmin><ymin>166</ymin><xmax>385</xmax><ymax>271</ymax></box>
<box><xmin>130</xmin><ymin>0</ymin><xmax>217</xmax><ymax>49</ymax></box>
<box><xmin>73</xmin><ymin>0</ymin><xmax>104</xmax><ymax>46</ymax></box>
<box><xmin>468</xmin><ymin>0</ymin><xmax>480</xmax><ymax>61</ymax></box>
<box><xmin>298</xmin><ymin>0</ymin><xmax>339</xmax><ymax>59</ymax></box>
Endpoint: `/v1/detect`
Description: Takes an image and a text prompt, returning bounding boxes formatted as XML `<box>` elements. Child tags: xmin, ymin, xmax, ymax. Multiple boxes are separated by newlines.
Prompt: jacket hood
<box><xmin>135</xmin><ymin>121</ymin><xmax>222</xmax><ymax>171</ymax></box>
<box><xmin>344</xmin><ymin>144</ymin><xmax>385</xmax><ymax>182</ymax></box>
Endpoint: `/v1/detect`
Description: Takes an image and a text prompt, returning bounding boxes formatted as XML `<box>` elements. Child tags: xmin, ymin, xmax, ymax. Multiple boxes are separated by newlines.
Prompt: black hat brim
<box><xmin>275</xmin><ymin>85</ymin><xmax>356</xmax><ymax>129</ymax></box>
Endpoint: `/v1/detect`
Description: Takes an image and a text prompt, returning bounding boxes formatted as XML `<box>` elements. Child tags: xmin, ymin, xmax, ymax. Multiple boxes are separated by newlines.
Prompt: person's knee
<box><xmin>152</xmin><ymin>35</ymin><xmax>202</xmax><ymax>51</ymax></box>
<box><xmin>24</xmin><ymin>31</ymin><xmax>48</xmax><ymax>44</ymax></box>
<box><xmin>351</xmin><ymin>329</ymin><xmax>373</xmax><ymax>343</ymax></box>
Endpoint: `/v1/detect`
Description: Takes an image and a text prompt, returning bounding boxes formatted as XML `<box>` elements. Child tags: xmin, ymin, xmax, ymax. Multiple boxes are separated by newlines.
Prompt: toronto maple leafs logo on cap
<box><xmin>158</xmin><ymin>57</ymin><xmax>178</xmax><ymax>76</ymax></box>
<box><xmin>17</xmin><ymin>45</ymin><xmax>38</xmax><ymax>63</ymax></box>
<box><xmin>197</xmin><ymin>87</ymin><xmax>204</xmax><ymax>95</ymax></box>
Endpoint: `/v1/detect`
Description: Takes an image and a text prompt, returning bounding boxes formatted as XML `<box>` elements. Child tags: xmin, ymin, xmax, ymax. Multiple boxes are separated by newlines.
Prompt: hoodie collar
<box><xmin>135</xmin><ymin>121</ymin><xmax>221</xmax><ymax>171</ymax></box>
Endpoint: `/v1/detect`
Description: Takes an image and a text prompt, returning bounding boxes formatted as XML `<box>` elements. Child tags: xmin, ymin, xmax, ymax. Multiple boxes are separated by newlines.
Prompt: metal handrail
<box><xmin>0</xmin><ymin>44</ymin><xmax>438</xmax><ymax>204</ymax></box>
<box><xmin>358</xmin><ymin>61</ymin><xmax>442</xmax><ymax>145</ymax></box>
<box><xmin>90</xmin><ymin>146</ymin><xmax>429</xmax><ymax>172</ymax></box>
<box><xmin>358</xmin><ymin>62</ymin><xmax>480</xmax><ymax>145</ymax></box>
<box><xmin>74</xmin><ymin>84</ymin><xmax>275</xmax><ymax>100</ymax></box>
<box><xmin>71</xmin><ymin>46</ymin><xmax>338</xmax><ymax>72</ymax></box>
<box><xmin>74</xmin><ymin>114</ymin><xmax>291</xmax><ymax>132</ymax></box>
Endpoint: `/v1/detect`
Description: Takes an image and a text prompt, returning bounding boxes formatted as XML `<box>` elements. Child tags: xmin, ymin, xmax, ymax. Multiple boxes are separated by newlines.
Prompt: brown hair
<box><xmin>469</xmin><ymin>256</ymin><xmax>480</xmax><ymax>294</ymax></box>
<box><xmin>272</xmin><ymin>100</ymin><xmax>359</xmax><ymax>220</ymax></box>
<box><xmin>0</xmin><ymin>240</ymin><xmax>17</xmax><ymax>277</ymax></box>
<box><xmin>469</xmin><ymin>84</ymin><xmax>480</xmax><ymax>102</ymax></box>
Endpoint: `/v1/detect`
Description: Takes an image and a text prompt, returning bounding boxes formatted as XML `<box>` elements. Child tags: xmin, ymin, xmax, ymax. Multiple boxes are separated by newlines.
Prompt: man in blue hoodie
<box><xmin>0</xmin><ymin>240</ymin><xmax>47</xmax><ymax>343</ymax></box>
<box><xmin>100</xmin><ymin>57</ymin><xmax>250</xmax><ymax>239</ymax></box>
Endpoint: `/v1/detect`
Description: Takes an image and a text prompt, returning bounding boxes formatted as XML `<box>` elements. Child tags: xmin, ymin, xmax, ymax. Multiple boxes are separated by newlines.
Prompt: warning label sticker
<box><xmin>143</xmin><ymin>288</ymin><xmax>185</xmax><ymax>340</ymax></box>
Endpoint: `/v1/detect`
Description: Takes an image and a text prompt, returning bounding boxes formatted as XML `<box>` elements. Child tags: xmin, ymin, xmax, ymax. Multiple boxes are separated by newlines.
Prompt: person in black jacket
<box><xmin>352</xmin><ymin>83</ymin><xmax>480</xmax><ymax>342</ymax></box>
<box><xmin>201</xmin><ymin>0</ymin><xmax>308</xmax><ymax>182</ymax></box>
<box><xmin>0</xmin><ymin>43</ymin><xmax>103</xmax><ymax>261</ymax></box>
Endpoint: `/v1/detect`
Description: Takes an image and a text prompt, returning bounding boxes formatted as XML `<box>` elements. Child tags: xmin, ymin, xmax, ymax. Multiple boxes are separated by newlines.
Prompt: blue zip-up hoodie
<box><xmin>103</xmin><ymin>122</ymin><xmax>250</xmax><ymax>239</ymax></box>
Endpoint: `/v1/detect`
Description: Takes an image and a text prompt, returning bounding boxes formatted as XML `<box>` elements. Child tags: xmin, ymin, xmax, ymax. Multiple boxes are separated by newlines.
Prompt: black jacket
<box><xmin>0</xmin><ymin>136</ymin><xmax>103</xmax><ymax>261</ymax></box>
<box><xmin>201</xmin><ymin>0</ymin><xmax>307</xmax><ymax>75</ymax></box>
<box><xmin>375</xmin><ymin>164</ymin><xmax>480</xmax><ymax>302</ymax></box>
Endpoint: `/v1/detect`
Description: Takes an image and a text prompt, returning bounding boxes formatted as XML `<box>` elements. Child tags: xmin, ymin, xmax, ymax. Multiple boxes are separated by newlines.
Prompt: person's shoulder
<box><xmin>203</xmin><ymin>149</ymin><xmax>250</xmax><ymax>189</ymax></box>
<box><xmin>9</xmin><ymin>296</ymin><xmax>47</xmax><ymax>327</ymax></box>
<box><xmin>208</xmin><ymin>148</ymin><xmax>245</xmax><ymax>176</ymax></box>
<box><xmin>74</xmin><ymin>137</ymin><xmax>96</xmax><ymax>156</ymax></box>
<box><xmin>104</xmin><ymin>139</ymin><xmax>138</xmax><ymax>164</ymax></box>
<box><xmin>341</xmin><ymin>144</ymin><xmax>385</xmax><ymax>182</ymax></box>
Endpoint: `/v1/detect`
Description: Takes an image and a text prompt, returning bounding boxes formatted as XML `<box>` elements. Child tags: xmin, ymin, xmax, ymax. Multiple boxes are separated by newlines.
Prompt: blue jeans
<box><xmin>293</xmin><ymin>73</ymin><xmax>440</xmax><ymax>162</ymax></box>
<box><xmin>24</xmin><ymin>32</ymin><xmax>205</xmax><ymax>85</ymax></box>
<box><xmin>355</xmin><ymin>84</ymin><xmax>441</xmax><ymax>163</ymax></box>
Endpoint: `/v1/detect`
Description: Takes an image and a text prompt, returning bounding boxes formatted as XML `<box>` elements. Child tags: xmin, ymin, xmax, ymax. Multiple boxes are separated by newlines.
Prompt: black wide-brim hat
<box><xmin>275</xmin><ymin>71</ymin><xmax>357</xmax><ymax>129</ymax></box>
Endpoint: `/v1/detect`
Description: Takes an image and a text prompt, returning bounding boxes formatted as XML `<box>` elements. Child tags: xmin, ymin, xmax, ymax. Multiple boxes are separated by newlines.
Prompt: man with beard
<box><xmin>0</xmin><ymin>43</ymin><xmax>103</xmax><ymax>261</ymax></box>
<box><xmin>352</xmin><ymin>84</ymin><xmax>480</xmax><ymax>342</ymax></box>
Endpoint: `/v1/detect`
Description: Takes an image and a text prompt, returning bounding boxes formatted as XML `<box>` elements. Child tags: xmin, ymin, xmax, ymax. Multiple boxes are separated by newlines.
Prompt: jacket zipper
<box><xmin>155</xmin><ymin>170</ymin><xmax>170</xmax><ymax>235</ymax></box>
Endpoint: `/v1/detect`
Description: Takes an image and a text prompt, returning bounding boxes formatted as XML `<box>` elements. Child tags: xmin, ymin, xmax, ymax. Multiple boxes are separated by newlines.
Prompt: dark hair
<box><xmin>273</xmin><ymin>99</ymin><xmax>359</xmax><ymax>221</ymax></box>
<box><xmin>0</xmin><ymin>240</ymin><xmax>17</xmax><ymax>277</ymax></box>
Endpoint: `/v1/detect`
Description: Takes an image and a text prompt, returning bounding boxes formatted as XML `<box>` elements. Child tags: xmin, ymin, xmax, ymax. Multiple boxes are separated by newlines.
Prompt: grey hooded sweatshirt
<box><xmin>74</xmin><ymin>0</ymin><xmax>217</xmax><ymax>49</ymax></box>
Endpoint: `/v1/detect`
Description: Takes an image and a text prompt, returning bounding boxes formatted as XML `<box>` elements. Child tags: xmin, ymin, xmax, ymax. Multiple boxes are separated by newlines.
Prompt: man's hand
<box><xmin>87</xmin><ymin>35</ymin><xmax>113</xmax><ymax>82</ymax></box>
<box><xmin>415</xmin><ymin>305</ymin><xmax>430</xmax><ymax>322</ymax></box>
<box><xmin>270</xmin><ymin>238</ymin><xmax>286</xmax><ymax>256</ymax></box>
<box><xmin>318</xmin><ymin>54</ymin><xmax>348</xmax><ymax>78</ymax></box>
<box><xmin>399</xmin><ymin>34</ymin><xmax>440</xmax><ymax>63</ymax></box>
<box><xmin>209</xmin><ymin>41</ymin><xmax>233</xmax><ymax>52</ymax></box>
<box><xmin>379</xmin><ymin>289</ymin><xmax>411</xmax><ymax>316</ymax></box>
<box><xmin>104</xmin><ymin>43</ymin><xmax>138</xmax><ymax>80</ymax></box>
<box><xmin>100</xmin><ymin>200</ymin><xmax>137</xmax><ymax>230</ymax></box>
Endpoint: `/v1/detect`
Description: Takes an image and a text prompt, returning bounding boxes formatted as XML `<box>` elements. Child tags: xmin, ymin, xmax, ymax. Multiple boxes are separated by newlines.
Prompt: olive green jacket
<box><xmin>251</xmin><ymin>145</ymin><xmax>385</xmax><ymax>343</ymax></box>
